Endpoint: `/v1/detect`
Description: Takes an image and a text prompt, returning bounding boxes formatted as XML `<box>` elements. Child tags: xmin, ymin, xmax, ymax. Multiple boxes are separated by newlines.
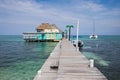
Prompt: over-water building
<box><xmin>23</xmin><ymin>23</ymin><xmax>63</xmax><ymax>42</ymax></box>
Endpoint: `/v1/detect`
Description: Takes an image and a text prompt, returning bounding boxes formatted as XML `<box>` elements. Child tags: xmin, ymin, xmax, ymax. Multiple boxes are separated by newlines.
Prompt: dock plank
<box><xmin>34</xmin><ymin>39</ymin><xmax>108</xmax><ymax>80</ymax></box>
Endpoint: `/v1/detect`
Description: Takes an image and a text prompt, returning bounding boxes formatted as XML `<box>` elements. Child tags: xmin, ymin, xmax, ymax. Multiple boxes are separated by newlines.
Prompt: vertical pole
<box><xmin>93</xmin><ymin>20</ymin><xmax>95</xmax><ymax>35</ymax></box>
<box><xmin>66</xmin><ymin>30</ymin><xmax>67</xmax><ymax>39</ymax></box>
<box><xmin>76</xmin><ymin>19</ymin><xmax>79</xmax><ymax>51</ymax></box>
<box><xmin>69</xmin><ymin>27</ymin><xmax>71</xmax><ymax>41</ymax></box>
<box><xmin>67</xmin><ymin>28</ymin><xmax>69</xmax><ymax>40</ymax></box>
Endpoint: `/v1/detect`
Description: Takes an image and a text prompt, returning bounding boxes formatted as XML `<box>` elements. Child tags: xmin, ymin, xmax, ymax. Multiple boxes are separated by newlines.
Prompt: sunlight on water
<box><xmin>82</xmin><ymin>52</ymin><xmax>109</xmax><ymax>66</ymax></box>
<box><xmin>32</xmin><ymin>48</ymin><xmax>43</xmax><ymax>52</ymax></box>
<box><xmin>98</xmin><ymin>60</ymin><xmax>109</xmax><ymax>66</ymax></box>
<box><xmin>83</xmin><ymin>46</ymin><xmax>92</xmax><ymax>49</ymax></box>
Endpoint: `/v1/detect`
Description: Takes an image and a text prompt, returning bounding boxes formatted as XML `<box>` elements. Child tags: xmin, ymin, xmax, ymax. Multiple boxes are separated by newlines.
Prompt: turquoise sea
<box><xmin>0</xmin><ymin>35</ymin><xmax>57</xmax><ymax>80</ymax></box>
<box><xmin>0</xmin><ymin>35</ymin><xmax>120</xmax><ymax>80</ymax></box>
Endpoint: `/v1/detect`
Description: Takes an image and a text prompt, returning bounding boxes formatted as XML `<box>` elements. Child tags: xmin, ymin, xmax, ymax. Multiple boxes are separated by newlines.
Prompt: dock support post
<box><xmin>90</xmin><ymin>59</ymin><xmax>94</xmax><ymax>68</ymax></box>
<box><xmin>37</xmin><ymin>70</ymin><xmax>42</xmax><ymax>77</ymax></box>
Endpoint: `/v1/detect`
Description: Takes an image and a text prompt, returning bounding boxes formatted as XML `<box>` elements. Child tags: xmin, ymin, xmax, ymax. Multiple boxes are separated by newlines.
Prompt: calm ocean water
<box><xmin>0</xmin><ymin>35</ymin><xmax>120</xmax><ymax>80</ymax></box>
<box><xmin>0</xmin><ymin>35</ymin><xmax>57</xmax><ymax>80</ymax></box>
<box><xmin>72</xmin><ymin>35</ymin><xmax>120</xmax><ymax>80</ymax></box>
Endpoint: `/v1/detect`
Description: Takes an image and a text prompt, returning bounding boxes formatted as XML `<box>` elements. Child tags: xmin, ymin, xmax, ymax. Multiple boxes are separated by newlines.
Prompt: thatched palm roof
<box><xmin>36</xmin><ymin>23</ymin><xmax>62</xmax><ymax>32</ymax></box>
<box><xmin>37</xmin><ymin>23</ymin><xmax>51</xmax><ymax>29</ymax></box>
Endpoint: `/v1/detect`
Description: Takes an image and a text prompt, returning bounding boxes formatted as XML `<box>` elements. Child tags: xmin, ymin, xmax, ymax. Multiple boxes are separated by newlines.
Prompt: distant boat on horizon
<box><xmin>89</xmin><ymin>34</ymin><xmax>98</xmax><ymax>39</ymax></box>
<box><xmin>89</xmin><ymin>20</ymin><xmax>98</xmax><ymax>39</ymax></box>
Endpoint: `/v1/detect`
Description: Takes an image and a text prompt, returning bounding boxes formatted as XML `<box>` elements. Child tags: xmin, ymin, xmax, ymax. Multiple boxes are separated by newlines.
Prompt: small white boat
<box><xmin>72</xmin><ymin>40</ymin><xmax>84</xmax><ymax>47</ymax></box>
<box><xmin>89</xmin><ymin>20</ymin><xmax>98</xmax><ymax>39</ymax></box>
<box><xmin>89</xmin><ymin>34</ymin><xmax>98</xmax><ymax>39</ymax></box>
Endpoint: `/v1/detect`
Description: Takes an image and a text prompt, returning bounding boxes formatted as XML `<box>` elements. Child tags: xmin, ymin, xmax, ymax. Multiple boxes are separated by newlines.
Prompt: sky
<box><xmin>0</xmin><ymin>0</ymin><xmax>120</xmax><ymax>35</ymax></box>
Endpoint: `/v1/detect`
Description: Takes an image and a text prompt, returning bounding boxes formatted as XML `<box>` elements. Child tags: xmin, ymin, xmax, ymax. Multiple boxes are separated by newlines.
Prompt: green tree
<box><xmin>66</xmin><ymin>25</ymin><xmax>74</xmax><ymax>41</ymax></box>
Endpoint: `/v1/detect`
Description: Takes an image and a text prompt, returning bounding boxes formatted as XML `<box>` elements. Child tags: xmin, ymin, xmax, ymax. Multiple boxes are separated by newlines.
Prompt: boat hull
<box><xmin>72</xmin><ymin>40</ymin><xmax>83</xmax><ymax>48</ymax></box>
<box><xmin>89</xmin><ymin>35</ymin><xmax>98</xmax><ymax>39</ymax></box>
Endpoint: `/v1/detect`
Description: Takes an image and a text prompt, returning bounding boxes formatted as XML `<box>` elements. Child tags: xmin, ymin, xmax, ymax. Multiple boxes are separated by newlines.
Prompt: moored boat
<box><xmin>89</xmin><ymin>34</ymin><xmax>98</xmax><ymax>39</ymax></box>
<box><xmin>72</xmin><ymin>40</ymin><xmax>84</xmax><ymax>48</ymax></box>
<box><xmin>89</xmin><ymin>20</ymin><xmax>98</xmax><ymax>39</ymax></box>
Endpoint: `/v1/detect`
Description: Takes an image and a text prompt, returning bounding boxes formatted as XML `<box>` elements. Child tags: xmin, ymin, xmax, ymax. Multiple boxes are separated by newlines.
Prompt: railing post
<box><xmin>89</xmin><ymin>59</ymin><xmax>94</xmax><ymax>68</ymax></box>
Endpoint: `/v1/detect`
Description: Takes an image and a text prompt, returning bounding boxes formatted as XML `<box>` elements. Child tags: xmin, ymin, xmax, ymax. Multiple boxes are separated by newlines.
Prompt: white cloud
<box><xmin>0</xmin><ymin>0</ymin><xmax>76</xmax><ymax>25</ymax></box>
<box><xmin>0</xmin><ymin>0</ymin><xmax>43</xmax><ymax>13</ymax></box>
<box><xmin>99</xmin><ymin>8</ymin><xmax>120</xmax><ymax>17</ymax></box>
<box><xmin>78</xmin><ymin>1</ymin><xmax>106</xmax><ymax>12</ymax></box>
<box><xmin>0</xmin><ymin>0</ymin><xmax>120</xmax><ymax>35</ymax></box>
<box><xmin>89</xmin><ymin>3</ymin><xmax>104</xmax><ymax>12</ymax></box>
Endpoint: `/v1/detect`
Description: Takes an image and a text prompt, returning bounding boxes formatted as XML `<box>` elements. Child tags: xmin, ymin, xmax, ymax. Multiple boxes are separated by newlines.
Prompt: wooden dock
<box><xmin>34</xmin><ymin>38</ymin><xmax>108</xmax><ymax>80</ymax></box>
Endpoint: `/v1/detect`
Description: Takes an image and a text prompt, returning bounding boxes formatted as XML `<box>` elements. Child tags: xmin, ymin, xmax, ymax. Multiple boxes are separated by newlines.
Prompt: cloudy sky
<box><xmin>0</xmin><ymin>0</ymin><xmax>120</xmax><ymax>35</ymax></box>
